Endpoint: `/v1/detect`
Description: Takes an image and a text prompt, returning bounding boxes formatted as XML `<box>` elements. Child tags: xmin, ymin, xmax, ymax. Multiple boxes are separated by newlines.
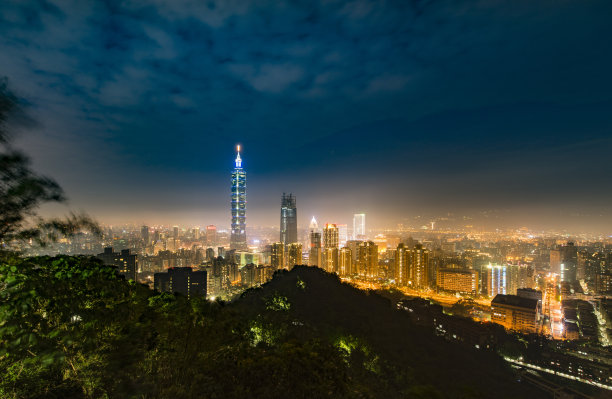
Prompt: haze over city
<box><xmin>1</xmin><ymin>0</ymin><xmax>611</xmax><ymax>233</ymax></box>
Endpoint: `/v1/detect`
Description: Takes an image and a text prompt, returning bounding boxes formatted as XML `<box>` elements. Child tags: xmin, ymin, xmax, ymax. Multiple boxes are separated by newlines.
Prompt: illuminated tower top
<box><xmin>235</xmin><ymin>145</ymin><xmax>242</xmax><ymax>168</ymax></box>
<box><xmin>309</xmin><ymin>216</ymin><xmax>319</xmax><ymax>231</ymax></box>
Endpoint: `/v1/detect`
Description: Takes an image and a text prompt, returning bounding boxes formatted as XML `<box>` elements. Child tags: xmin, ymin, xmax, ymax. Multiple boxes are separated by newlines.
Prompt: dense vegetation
<box><xmin>0</xmin><ymin>255</ymin><xmax>542</xmax><ymax>398</ymax></box>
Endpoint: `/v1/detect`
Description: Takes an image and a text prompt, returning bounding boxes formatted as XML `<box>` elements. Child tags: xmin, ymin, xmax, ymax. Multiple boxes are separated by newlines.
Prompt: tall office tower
<box><xmin>154</xmin><ymin>267</ymin><xmax>207</xmax><ymax>298</ymax></box>
<box><xmin>394</xmin><ymin>243</ymin><xmax>410</xmax><ymax>286</ymax></box>
<box><xmin>323</xmin><ymin>223</ymin><xmax>339</xmax><ymax>248</ymax></box>
<box><xmin>412</xmin><ymin>243</ymin><xmax>429</xmax><ymax>289</ymax></box>
<box><xmin>230</xmin><ymin>145</ymin><xmax>247</xmax><ymax>250</ymax></box>
<box><xmin>323</xmin><ymin>224</ymin><xmax>339</xmax><ymax>273</ymax></box>
<box><xmin>270</xmin><ymin>242</ymin><xmax>285</xmax><ymax>270</ymax></box>
<box><xmin>309</xmin><ymin>217</ymin><xmax>321</xmax><ymax>267</ymax></box>
<box><xmin>339</xmin><ymin>247</ymin><xmax>353</xmax><ymax>276</ymax></box>
<box><xmin>280</xmin><ymin>193</ymin><xmax>298</xmax><ymax>246</ymax></box>
<box><xmin>357</xmin><ymin>241</ymin><xmax>378</xmax><ymax>278</ymax></box>
<box><xmin>173</xmin><ymin>226</ymin><xmax>179</xmax><ymax>239</ymax></box>
<box><xmin>141</xmin><ymin>225</ymin><xmax>149</xmax><ymax>246</ymax></box>
<box><xmin>560</xmin><ymin>242</ymin><xmax>578</xmax><ymax>283</ymax></box>
<box><xmin>287</xmin><ymin>243</ymin><xmax>303</xmax><ymax>270</ymax></box>
<box><xmin>353</xmin><ymin>213</ymin><xmax>366</xmax><ymax>240</ymax></box>
<box><xmin>309</xmin><ymin>235</ymin><xmax>322</xmax><ymax>267</ymax></box>
<box><xmin>337</xmin><ymin>224</ymin><xmax>348</xmax><ymax>247</ymax></box>
<box><xmin>206</xmin><ymin>225</ymin><xmax>217</xmax><ymax>246</ymax></box>
<box><xmin>206</xmin><ymin>247</ymin><xmax>215</xmax><ymax>262</ymax></box>
<box><xmin>193</xmin><ymin>227</ymin><xmax>200</xmax><ymax>240</ymax></box>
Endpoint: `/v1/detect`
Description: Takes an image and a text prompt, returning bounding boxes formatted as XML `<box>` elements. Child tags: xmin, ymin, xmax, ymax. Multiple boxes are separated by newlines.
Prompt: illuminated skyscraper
<box><xmin>230</xmin><ymin>145</ymin><xmax>247</xmax><ymax>250</ymax></box>
<box><xmin>287</xmin><ymin>243</ymin><xmax>302</xmax><ymax>270</ymax></box>
<box><xmin>412</xmin><ymin>243</ymin><xmax>429</xmax><ymax>289</ymax></box>
<box><xmin>270</xmin><ymin>242</ymin><xmax>285</xmax><ymax>270</ymax></box>
<box><xmin>323</xmin><ymin>223</ymin><xmax>339</xmax><ymax>248</ymax></box>
<box><xmin>357</xmin><ymin>241</ymin><xmax>378</xmax><ymax>278</ymax></box>
<box><xmin>280</xmin><ymin>193</ymin><xmax>297</xmax><ymax>246</ymax></box>
<box><xmin>309</xmin><ymin>217</ymin><xmax>322</xmax><ymax>267</ymax></box>
<box><xmin>487</xmin><ymin>264</ymin><xmax>508</xmax><ymax>297</ymax></box>
<box><xmin>353</xmin><ymin>213</ymin><xmax>366</xmax><ymax>240</ymax></box>
<box><xmin>339</xmin><ymin>247</ymin><xmax>353</xmax><ymax>276</ymax></box>
<box><xmin>394</xmin><ymin>243</ymin><xmax>410</xmax><ymax>286</ymax></box>
<box><xmin>337</xmin><ymin>224</ymin><xmax>348</xmax><ymax>246</ymax></box>
<box><xmin>323</xmin><ymin>223</ymin><xmax>339</xmax><ymax>273</ymax></box>
<box><xmin>206</xmin><ymin>225</ymin><xmax>217</xmax><ymax>246</ymax></box>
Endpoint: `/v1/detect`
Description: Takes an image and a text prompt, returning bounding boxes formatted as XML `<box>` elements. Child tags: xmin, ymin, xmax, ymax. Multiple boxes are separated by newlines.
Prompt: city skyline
<box><xmin>2</xmin><ymin>2</ymin><xmax>612</xmax><ymax>397</ymax></box>
<box><xmin>1</xmin><ymin>1</ymin><xmax>611</xmax><ymax>233</ymax></box>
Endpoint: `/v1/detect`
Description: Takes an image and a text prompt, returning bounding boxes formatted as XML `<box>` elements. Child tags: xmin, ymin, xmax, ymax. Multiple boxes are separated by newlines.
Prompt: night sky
<box><xmin>1</xmin><ymin>1</ymin><xmax>611</xmax><ymax>232</ymax></box>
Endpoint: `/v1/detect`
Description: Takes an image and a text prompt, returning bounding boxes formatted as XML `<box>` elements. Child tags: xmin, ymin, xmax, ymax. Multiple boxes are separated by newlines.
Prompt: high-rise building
<box><xmin>337</xmin><ymin>224</ymin><xmax>348</xmax><ymax>247</ymax></box>
<box><xmin>323</xmin><ymin>224</ymin><xmax>339</xmax><ymax>273</ymax></box>
<box><xmin>309</xmin><ymin>217</ymin><xmax>322</xmax><ymax>267</ymax></box>
<box><xmin>206</xmin><ymin>225</ymin><xmax>217</xmax><ymax>246</ymax></box>
<box><xmin>154</xmin><ymin>267</ymin><xmax>207</xmax><ymax>298</ymax></box>
<box><xmin>280</xmin><ymin>193</ymin><xmax>298</xmax><ymax>246</ymax></box>
<box><xmin>412</xmin><ymin>243</ymin><xmax>429</xmax><ymax>289</ymax></box>
<box><xmin>141</xmin><ymin>225</ymin><xmax>149</xmax><ymax>246</ymax></box>
<box><xmin>270</xmin><ymin>242</ymin><xmax>285</xmax><ymax>270</ymax></box>
<box><xmin>357</xmin><ymin>241</ymin><xmax>378</xmax><ymax>278</ymax></box>
<box><xmin>353</xmin><ymin>213</ymin><xmax>366</xmax><ymax>240</ymax></box>
<box><xmin>173</xmin><ymin>226</ymin><xmax>179</xmax><ymax>239</ymax></box>
<box><xmin>560</xmin><ymin>243</ymin><xmax>578</xmax><ymax>283</ymax></box>
<box><xmin>486</xmin><ymin>264</ymin><xmax>520</xmax><ymax>297</ymax></box>
<box><xmin>339</xmin><ymin>247</ymin><xmax>353</xmax><ymax>276</ymax></box>
<box><xmin>193</xmin><ymin>227</ymin><xmax>200</xmax><ymax>240</ymax></box>
<box><xmin>97</xmin><ymin>247</ymin><xmax>137</xmax><ymax>281</ymax></box>
<box><xmin>323</xmin><ymin>223</ymin><xmax>339</xmax><ymax>248</ymax></box>
<box><xmin>550</xmin><ymin>243</ymin><xmax>578</xmax><ymax>282</ymax></box>
<box><xmin>230</xmin><ymin>145</ymin><xmax>247</xmax><ymax>250</ymax></box>
<box><xmin>206</xmin><ymin>247</ymin><xmax>215</xmax><ymax>262</ymax></box>
<box><xmin>394</xmin><ymin>243</ymin><xmax>410</xmax><ymax>286</ymax></box>
<box><xmin>287</xmin><ymin>243</ymin><xmax>302</xmax><ymax>270</ymax></box>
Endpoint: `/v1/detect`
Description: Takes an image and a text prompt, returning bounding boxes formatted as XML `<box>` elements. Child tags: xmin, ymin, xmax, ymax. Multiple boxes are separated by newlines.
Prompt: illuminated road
<box><xmin>347</xmin><ymin>279</ymin><xmax>491</xmax><ymax>309</ymax></box>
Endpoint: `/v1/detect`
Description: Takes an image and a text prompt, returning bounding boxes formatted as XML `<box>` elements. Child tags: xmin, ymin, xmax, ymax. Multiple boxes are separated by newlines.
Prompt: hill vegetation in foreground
<box><xmin>0</xmin><ymin>256</ymin><xmax>543</xmax><ymax>398</ymax></box>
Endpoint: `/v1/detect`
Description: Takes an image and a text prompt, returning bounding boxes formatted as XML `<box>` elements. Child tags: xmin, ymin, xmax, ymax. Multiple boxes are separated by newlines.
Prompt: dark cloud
<box><xmin>0</xmin><ymin>0</ymin><xmax>611</xmax><ymax>232</ymax></box>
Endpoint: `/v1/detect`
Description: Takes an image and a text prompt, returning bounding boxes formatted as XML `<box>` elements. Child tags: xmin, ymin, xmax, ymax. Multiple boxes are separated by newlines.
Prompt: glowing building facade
<box><xmin>309</xmin><ymin>217</ymin><xmax>322</xmax><ymax>267</ymax></box>
<box><xmin>230</xmin><ymin>146</ymin><xmax>247</xmax><ymax>250</ymax></box>
<box><xmin>353</xmin><ymin>213</ymin><xmax>366</xmax><ymax>240</ymax></box>
<box><xmin>280</xmin><ymin>193</ymin><xmax>298</xmax><ymax>246</ymax></box>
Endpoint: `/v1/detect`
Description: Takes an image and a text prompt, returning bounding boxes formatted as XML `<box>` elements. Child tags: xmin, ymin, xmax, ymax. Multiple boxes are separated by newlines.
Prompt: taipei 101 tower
<box><xmin>230</xmin><ymin>145</ymin><xmax>247</xmax><ymax>250</ymax></box>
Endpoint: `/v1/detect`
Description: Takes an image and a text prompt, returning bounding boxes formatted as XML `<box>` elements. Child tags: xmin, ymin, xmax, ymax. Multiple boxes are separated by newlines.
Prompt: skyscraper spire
<box><xmin>309</xmin><ymin>216</ymin><xmax>318</xmax><ymax>231</ymax></box>
<box><xmin>235</xmin><ymin>144</ymin><xmax>242</xmax><ymax>168</ymax></box>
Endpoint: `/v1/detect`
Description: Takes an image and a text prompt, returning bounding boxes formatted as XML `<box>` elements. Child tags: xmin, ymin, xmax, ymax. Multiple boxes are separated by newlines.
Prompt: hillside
<box><xmin>0</xmin><ymin>256</ymin><xmax>543</xmax><ymax>398</ymax></box>
<box><xmin>233</xmin><ymin>266</ymin><xmax>541</xmax><ymax>398</ymax></box>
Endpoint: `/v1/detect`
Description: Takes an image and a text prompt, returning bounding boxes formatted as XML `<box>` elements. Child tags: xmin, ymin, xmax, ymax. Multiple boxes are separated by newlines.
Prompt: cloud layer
<box><xmin>1</xmin><ymin>0</ymin><xmax>611</xmax><ymax>231</ymax></box>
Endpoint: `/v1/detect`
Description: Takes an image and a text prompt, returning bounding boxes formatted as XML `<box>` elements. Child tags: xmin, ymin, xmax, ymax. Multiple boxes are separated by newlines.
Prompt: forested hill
<box><xmin>0</xmin><ymin>255</ymin><xmax>540</xmax><ymax>398</ymax></box>
<box><xmin>233</xmin><ymin>266</ymin><xmax>540</xmax><ymax>398</ymax></box>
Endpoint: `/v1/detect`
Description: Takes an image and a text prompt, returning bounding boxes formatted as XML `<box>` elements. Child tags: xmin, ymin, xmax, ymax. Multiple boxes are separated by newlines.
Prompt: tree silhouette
<box><xmin>0</xmin><ymin>78</ymin><xmax>99</xmax><ymax>249</ymax></box>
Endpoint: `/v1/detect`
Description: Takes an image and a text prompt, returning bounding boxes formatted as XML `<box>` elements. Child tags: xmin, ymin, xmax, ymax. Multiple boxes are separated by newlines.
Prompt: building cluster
<box><xmin>23</xmin><ymin>147</ymin><xmax>612</xmax><ymax>348</ymax></box>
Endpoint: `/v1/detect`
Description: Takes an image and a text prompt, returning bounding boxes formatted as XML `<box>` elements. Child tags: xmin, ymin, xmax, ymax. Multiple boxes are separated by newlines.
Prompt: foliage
<box><xmin>0</xmin><ymin>258</ymin><xmax>544</xmax><ymax>398</ymax></box>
